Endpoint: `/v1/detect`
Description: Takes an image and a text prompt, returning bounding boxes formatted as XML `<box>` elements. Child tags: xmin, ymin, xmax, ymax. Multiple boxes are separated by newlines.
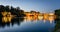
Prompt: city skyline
<box><xmin>0</xmin><ymin>0</ymin><xmax>60</xmax><ymax>13</ymax></box>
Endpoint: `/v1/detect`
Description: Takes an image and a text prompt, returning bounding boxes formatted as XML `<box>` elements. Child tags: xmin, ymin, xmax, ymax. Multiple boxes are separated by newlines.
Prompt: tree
<box><xmin>55</xmin><ymin>9</ymin><xmax>60</xmax><ymax>16</ymax></box>
<box><xmin>5</xmin><ymin>5</ymin><xmax>10</xmax><ymax>12</ymax></box>
<box><xmin>54</xmin><ymin>9</ymin><xmax>60</xmax><ymax>32</ymax></box>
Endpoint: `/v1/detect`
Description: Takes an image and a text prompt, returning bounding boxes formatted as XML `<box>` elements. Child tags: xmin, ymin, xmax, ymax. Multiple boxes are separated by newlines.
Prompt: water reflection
<box><xmin>0</xmin><ymin>15</ymin><xmax>55</xmax><ymax>28</ymax></box>
<box><xmin>2</xmin><ymin>12</ymin><xmax>16</xmax><ymax>22</ymax></box>
<box><xmin>53</xmin><ymin>19</ymin><xmax>60</xmax><ymax>32</ymax></box>
<box><xmin>0</xmin><ymin>17</ymin><xmax>24</xmax><ymax>28</ymax></box>
<box><xmin>0</xmin><ymin>13</ymin><xmax>56</xmax><ymax>32</ymax></box>
<box><xmin>24</xmin><ymin>15</ymin><xmax>55</xmax><ymax>24</ymax></box>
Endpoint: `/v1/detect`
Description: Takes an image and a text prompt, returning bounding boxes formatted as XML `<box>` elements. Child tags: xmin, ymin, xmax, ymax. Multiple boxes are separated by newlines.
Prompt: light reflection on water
<box><xmin>0</xmin><ymin>16</ymin><xmax>56</xmax><ymax>32</ymax></box>
<box><xmin>24</xmin><ymin>16</ymin><xmax>55</xmax><ymax>24</ymax></box>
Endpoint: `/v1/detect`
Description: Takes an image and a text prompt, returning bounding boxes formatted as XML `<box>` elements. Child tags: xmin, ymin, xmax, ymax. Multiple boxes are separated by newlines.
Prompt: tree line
<box><xmin>0</xmin><ymin>5</ymin><xmax>25</xmax><ymax>17</ymax></box>
<box><xmin>54</xmin><ymin>9</ymin><xmax>60</xmax><ymax>32</ymax></box>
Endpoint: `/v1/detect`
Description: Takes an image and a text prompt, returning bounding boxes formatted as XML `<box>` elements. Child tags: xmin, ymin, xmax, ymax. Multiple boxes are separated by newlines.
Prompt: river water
<box><xmin>0</xmin><ymin>17</ymin><xmax>56</xmax><ymax>32</ymax></box>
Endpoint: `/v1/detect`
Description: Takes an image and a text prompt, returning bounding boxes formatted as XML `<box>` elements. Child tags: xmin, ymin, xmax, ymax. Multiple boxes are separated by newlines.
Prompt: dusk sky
<box><xmin>0</xmin><ymin>0</ymin><xmax>60</xmax><ymax>13</ymax></box>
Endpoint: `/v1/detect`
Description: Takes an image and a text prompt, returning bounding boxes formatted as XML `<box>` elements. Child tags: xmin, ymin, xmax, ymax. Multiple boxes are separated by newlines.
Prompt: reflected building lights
<box><xmin>48</xmin><ymin>16</ymin><xmax>55</xmax><ymax>23</ymax></box>
<box><xmin>2</xmin><ymin>12</ymin><xmax>15</xmax><ymax>23</ymax></box>
<box><xmin>38</xmin><ymin>14</ymin><xmax>43</xmax><ymax>20</ymax></box>
<box><xmin>43</xmin><ymin>19</ymin><xmax>46</xmax><ymax>23</ymax></box>
<box><xmin>24</xmin><ymin>12</ymin><xmax>56</xmax><ymax>23</ymax></box>
<box><xmin>1</xmin><ymin>11</ymin><xmax>56</xmax><ymax>24</ymax></box>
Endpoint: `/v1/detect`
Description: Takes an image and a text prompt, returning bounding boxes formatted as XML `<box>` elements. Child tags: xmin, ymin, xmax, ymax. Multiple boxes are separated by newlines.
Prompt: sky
<box><xmin>0</xmin><ymin>0</ymin><xmax>60</xmax><ymax>13</ymax></box>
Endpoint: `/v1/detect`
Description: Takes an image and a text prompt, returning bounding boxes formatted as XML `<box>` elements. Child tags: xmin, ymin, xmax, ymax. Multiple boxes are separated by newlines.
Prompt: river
<box><xmin>0</xmin><ymin>16</ymin><xmax>56</xmax><ymax>32</ymax></box>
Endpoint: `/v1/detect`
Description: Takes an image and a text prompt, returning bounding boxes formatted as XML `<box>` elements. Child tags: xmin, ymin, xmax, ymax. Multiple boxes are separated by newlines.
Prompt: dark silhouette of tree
<box><xmin>0</xmin><ymin>5</ymin><xmax>25</xmax><ymax>17</ymax></box>
<box><xmin>30</xmin><ymin>10</ymin><xmax>36</xmax><ymax>13</ymax></box>
<box><xmin>54</xmin><ymin>9</ymin><xmax>60</xmax><ymax>32</ymax></box>
<box><xmin>5</xmin><ymin>5</ymin><xmax>10</xmax><ymax>12</ymax></box>
<box><xmin>0</xmin><ymin>5</ymin><xmax>5</xmax><ymax>12</ymax></box>
<box><xmin>19</xmin><ymin>10</ymin><xmax>25</xmax><ymax>17</ymax></box>
<box><xmin>0</xmin><ymin>5</ymin><xmax>25</xmax><ymax>28</ymax></box>
<box><xmin>55</xmin><ymin>9</ymin><xmax>60</xmax><ymax>16</ymax></box>
<box><xmin>55</xmin><ymin>9</ymin><xmax>60</xmax><ymax>19</ymax></box>
<box><xmin>10</xmin><ymin>6</ymin><xmax>25</xmax><ymax>17</ymax></box>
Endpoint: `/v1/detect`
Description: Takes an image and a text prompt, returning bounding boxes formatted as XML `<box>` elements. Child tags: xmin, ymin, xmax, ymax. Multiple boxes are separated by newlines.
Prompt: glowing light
<box><xmin>2</xmin><ymin>12</ymin><xmax>15</xmax><ymax>23</ymax></box>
